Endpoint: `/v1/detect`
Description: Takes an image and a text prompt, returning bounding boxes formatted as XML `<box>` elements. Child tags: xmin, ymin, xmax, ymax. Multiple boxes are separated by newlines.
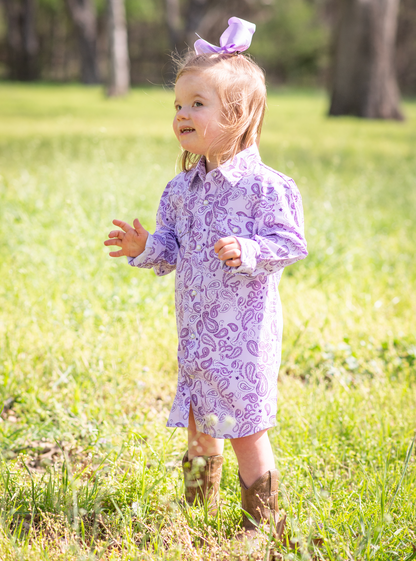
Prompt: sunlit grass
<box><xmin>0</xmin><ymin>83</ymin><xmax>415</xmax><ymax>560</ymax></box>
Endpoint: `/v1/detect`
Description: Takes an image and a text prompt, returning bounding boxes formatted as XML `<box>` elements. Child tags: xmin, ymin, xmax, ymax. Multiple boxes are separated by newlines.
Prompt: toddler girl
<box><xmin>104</xmin><ymin>17</ymin><xmax>307</xmax><ymax>541</ymax></box>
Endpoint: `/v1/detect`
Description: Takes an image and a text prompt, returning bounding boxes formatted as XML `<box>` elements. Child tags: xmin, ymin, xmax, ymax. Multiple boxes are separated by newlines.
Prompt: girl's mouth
<box><xmin>180</xmin><ymin>127</ymin><xmax>195</xmax><ymax>134</ymax></box>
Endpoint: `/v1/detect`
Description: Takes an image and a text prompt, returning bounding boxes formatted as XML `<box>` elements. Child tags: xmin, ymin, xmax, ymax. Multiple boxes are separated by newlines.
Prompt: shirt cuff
<box><xmin>127</xmin><ymin>233</ymin><xmax>154</xmax><ymax>267</ymax></box>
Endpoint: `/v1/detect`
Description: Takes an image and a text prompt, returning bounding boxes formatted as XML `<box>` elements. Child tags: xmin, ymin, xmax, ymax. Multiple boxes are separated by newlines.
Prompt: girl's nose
<box><xmin>176</xmin><ymin>107</ymin><xmax>188</xmax><ymax>120</ymax></box>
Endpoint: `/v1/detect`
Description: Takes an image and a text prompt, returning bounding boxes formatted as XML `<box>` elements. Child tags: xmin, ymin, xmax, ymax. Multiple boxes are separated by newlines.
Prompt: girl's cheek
<box><xmin>172</xmin><ymin>121</ymin><xmax>179</xmax><ymax>139</ymax></box>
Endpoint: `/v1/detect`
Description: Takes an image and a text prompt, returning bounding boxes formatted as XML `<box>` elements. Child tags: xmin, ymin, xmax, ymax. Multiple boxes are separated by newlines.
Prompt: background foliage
<box><xmin>0</xmin><ymin>0</ymin><xmax>416</xmax><ymax>93</ymax></box>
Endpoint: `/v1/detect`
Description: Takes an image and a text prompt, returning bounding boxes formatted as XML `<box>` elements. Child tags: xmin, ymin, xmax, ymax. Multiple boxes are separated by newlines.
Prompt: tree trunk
<box><xmin>107</xmin><ymin>0</ymin><xmax>130</xmax><ymax>96</ymax></box>
<box><xmin>165</xmin><ymin>0</ymin><xmax>182</xmax><ymax>51</ymax></box>
<box><xmin>329</xmin><ymin>0</ymin><xmax>404</xmax><ymax>120</ymax></box>
<box><xmin>65</xmin><ymin>0</ymin><xmax>100</xmax><ymax>84</ymax></box>
<box><xmin>1</xmin><ymin>0</ymin><xmax>39</xmax><ymax>80</ymax></box>
<box><xmin>184</xmin><ymin>0</ymin><xmax>211</xmax><ymax>48</ymax></box>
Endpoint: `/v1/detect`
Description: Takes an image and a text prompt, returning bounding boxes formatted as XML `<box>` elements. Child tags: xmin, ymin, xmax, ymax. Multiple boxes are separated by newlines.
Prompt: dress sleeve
<box><xmin>128</xmin><ymin>181</ymin><xmax>179</xmax><ymax>276</ymax></box>
<box><xmin>223</xmin><ymin>178</ymin><xmax>308</xmax><ymax>278</ymax></box>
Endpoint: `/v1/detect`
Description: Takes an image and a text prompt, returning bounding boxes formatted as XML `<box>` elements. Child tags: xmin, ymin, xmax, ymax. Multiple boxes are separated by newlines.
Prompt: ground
<box><xmin>0</xmin><ymin>84</ymin><xmax>415</xmax><ymax>560</ymax></box>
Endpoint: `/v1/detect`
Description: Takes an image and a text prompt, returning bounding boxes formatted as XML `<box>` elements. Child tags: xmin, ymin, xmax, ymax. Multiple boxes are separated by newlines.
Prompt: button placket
<box><xmin>193</xmin><ymin>178</ymin><xmax>211</xmax><ymax>260</ymax></box>
<box><xmin>190</xmin><ymin>174</ymin><xmax>213</xmax><ymax>353</ymax></box>
<box><xmin>187</xmin><ymin>284</ymin><xmax>202</xmax><ymax>353</ymax></box>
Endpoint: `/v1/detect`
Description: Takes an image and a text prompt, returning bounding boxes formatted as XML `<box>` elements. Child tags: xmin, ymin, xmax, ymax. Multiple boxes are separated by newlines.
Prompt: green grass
<box><xmin>0</xmin><ymin>82</ymin><xmax>415</xmax><ymax>560</ymax></box>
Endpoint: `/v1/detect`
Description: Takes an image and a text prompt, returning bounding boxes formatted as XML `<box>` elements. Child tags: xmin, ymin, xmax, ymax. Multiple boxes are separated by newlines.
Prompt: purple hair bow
<box><xmin>194</xmin><ymin>17</ymin><xmax>256</xmax><ymax>56</ymax></box>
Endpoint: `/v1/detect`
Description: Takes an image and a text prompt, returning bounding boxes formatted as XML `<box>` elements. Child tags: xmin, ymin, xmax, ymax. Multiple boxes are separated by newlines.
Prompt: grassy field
<box><xmin>0</xmin><ymin>83</ymin><xmax>415</xmax><ymax>560</ymax></box>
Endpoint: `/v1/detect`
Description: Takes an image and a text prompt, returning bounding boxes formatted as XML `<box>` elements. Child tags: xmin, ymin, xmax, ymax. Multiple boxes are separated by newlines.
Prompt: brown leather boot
<box><xmin>239</xmin><ymin>470</ymin><xmax>286</xmax><ymax>540</ymax></box>
<box><xmin>238</xmin><ymin>471</ymin><xmax>323</xmax><ymax>560</ymax></box>
<box><xmin>182</xmin><ymin>451</ymin><xmax>224</xmax><ymax>515</ymax></box>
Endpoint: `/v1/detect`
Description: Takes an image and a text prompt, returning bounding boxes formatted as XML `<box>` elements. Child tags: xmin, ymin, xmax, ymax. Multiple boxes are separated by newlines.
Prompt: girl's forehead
<box><xmin>175</xmin><ymin>70</ymin><xmax>216</xmax><ymax>93</ymax></box>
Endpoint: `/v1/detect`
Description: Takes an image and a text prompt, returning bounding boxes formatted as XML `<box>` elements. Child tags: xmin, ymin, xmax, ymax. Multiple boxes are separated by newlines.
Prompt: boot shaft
<box><xmin>182</xmin><ymin>451</ymin><xmax>224</xmax><ymax>514</ymax></box>
<box><xmin>239</xmin><ymin>469</ymin><xmax>285</xmax><ymax>537</ymax></box>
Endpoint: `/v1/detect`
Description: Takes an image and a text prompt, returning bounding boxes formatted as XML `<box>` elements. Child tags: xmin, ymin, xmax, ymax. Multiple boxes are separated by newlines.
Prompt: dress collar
<box><xmin>187</xmin><ymin>143</ymin><xmax>261</xmax><ymax>188</ymax></box>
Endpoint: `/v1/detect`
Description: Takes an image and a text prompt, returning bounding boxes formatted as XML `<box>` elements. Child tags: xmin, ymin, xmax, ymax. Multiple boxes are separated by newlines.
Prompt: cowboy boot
<box><xmin>239</xmin><ymin>470</ymin><xmax>286</xmax><ymax>540</ymax></box>
<box><xmin>182</xmin><ymin>451</ymin><xmax>224</xmax><ymax>515</ymax></box>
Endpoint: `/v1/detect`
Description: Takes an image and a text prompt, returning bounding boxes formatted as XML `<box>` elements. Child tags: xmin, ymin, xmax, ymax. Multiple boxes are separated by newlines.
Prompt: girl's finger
<box><xmin>133</xmin><ymin>218</ymin><xmax>145</xmax><ymax>233</ymax></box>
<box><xmin>214</xmin><ymin>236</ymin><xmax>237</xmax><ymax>253</ymax></box>
<box><xmin>219</xmin><ymin>248</ymin><xmax>241</xmax><ymax>261</ymax></box>
<box><xmin>109</xmin><ymin>249</ymin><xmax>124</xmax><ymax>257</ymax></box>
<box><xmin>226</xmin><ymin>258</ymin><xmax>242</xmax><ymax>267</ymax></box>
<box><xmin>104</xmin><ymin>238</ymin><xmax>122</xmax><ymax>247</ymax></box>
<box><xmin>217</xmin><ymin>243</ymin><xmax>236</xmax><ymax>255</ymax></box>
<box><xmin>112</xmin><ymin>219</ymin><xmax>133</xmax><ymax>233</ymax></box>
<box><xmin>108</xmin><ymin>230</ymin><xmax>124</xmax><ymax>239</ymax></box>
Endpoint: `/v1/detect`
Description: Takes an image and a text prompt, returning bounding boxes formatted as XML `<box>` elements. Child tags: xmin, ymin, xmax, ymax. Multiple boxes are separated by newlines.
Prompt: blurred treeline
<box><xmin>0</xmin><ymin>0</ymin><xmax>415</xmax><ymax>93</ymax></box>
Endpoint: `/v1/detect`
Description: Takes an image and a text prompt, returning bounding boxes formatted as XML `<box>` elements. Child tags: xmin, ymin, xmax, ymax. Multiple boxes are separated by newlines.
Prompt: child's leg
<box><xmin>183</xmin><ymin>407</ymin><xmax>224</xmax><ymax>513</ymax></box>
<box><xmin>231</xmin><ymin>430</ymin><xmax>284</xmax><ymax>539</ymax></box>
<box><xmin>188</xmin><ymin>406</ymin><xmax>224</xmax><ymax>458</ymax></box>
<box><xmin>230</xmin><ymin>429</ymin><xmax>275</xmax><ymax>487</ymax></box>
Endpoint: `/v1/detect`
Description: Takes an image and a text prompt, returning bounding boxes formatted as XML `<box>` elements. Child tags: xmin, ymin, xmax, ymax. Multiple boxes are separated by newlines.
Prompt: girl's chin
<box><xmin>179</xmin><ymin>144</ymin><xmax>205</xmax><ymax>156</ymax></box>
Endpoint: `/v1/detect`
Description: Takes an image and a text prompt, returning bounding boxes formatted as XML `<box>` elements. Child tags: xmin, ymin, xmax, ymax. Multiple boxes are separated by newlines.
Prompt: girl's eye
<box><xmin>194</xmin><ymin>101</ymin><xmax>203</xmax><ymax>107</ymax></box>
<box><xmin>175</xmin><ymin>105</ymin><xmax>182</xmax><ymax>111</ymax></box>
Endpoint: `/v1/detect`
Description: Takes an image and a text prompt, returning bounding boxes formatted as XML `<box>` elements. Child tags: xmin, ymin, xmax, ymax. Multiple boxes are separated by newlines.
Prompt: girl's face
<box><xmin>173</xmin><ymin>71</ymin><xmax>225</xmax><ymax>172</ymax></box>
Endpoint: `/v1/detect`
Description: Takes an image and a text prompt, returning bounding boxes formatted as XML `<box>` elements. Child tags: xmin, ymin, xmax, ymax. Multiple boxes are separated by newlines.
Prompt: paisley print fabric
<box><xmin>128</xmin><ymin>144</ymin><xmax>307</xmax><ymax>438</ymax></box>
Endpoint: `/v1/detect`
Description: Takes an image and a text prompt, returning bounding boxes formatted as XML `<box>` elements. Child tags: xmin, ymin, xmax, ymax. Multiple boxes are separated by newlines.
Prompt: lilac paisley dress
<box><xmin>129</xmin><ymin>144</ymin><xmax>307</xmax><ymax>438</ymax></box>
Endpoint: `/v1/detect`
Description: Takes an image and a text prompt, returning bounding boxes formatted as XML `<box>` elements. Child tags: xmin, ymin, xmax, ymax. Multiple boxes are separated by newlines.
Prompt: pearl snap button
<box><xmin>203</xmin><ymin>200</ymin><xmax>209</xmax><ymax>205</ymax></box>
<box><xmin>190</xmin><ymin>333</ymin><xmax>195</xmax><ymax>339</ymax></box>
<box><xmin>232</xmin><ymin>227</ymin><xmax>238</xmax><ymax>233</ymax></box>
<box><xmin>196</xmin><ymin>244</ymin><xmax>201</xmax><ymax>251</ymax></box>
<box><xmin>191</xmin><ymin>290</ymin><xmax>197</xmax><ymax>296</ymax></box>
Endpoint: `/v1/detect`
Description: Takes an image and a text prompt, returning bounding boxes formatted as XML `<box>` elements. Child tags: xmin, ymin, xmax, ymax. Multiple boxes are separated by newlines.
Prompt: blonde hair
<box><xmin>174</xmin><ymin>52</ymin><xmax>267</xmax><ymax>172</ymax></box>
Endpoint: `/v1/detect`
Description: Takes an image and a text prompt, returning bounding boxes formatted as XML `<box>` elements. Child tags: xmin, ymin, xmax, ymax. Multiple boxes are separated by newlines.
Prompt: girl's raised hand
<box><xmin>214</xmin><ymin>236</ymin><xmax>242</xmax><ymax>267</ymax></box>
<box><xmin>104</xmin><ymin>218</ymin><xmax>149</xmax><ymax>258</ymax></box>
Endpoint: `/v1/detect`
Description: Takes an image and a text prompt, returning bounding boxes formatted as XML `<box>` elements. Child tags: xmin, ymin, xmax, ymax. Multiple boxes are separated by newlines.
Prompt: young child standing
<box><xmin>105</xmin><ymin>17</ymin><xmax>307</xmax><ymax>540</ymax></box>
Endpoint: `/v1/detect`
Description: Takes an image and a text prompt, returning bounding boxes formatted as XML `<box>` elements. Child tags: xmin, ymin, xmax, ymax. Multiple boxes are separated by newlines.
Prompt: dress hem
<box><xmin>165</xmin><ymin>419</ymin><xmax>277</xmax><ymax>440</ymax></box>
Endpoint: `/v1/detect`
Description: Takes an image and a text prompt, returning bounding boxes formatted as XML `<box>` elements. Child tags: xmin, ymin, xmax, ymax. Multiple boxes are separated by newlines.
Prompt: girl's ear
<box><xmin>233</xmin><ymin>103</ymin><xmax>243</xmax><ymax>121</ymax></box>
<box><xmin>236</xmin><ymin>104</ymin><xmax>243</xmax><ymax>118</ymax></box>
<box><xmin>225</xmin><ymin>100</ymin><xmax>243</xmax><ymax>122</ymax></box>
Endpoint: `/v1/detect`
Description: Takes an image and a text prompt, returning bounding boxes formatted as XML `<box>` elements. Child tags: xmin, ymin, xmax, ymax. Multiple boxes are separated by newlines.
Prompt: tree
<box><xmin>183</xmin><ymin>0</ymin><xmax>211</xmax><ymax>48</ymax></box>
<box><xmin>329</xmin><ymin>0</ymin><xmax>404</xmax><ymax>120</ymax></box>
<box><xmin>164</xmin><ymin>0</ymin><xmax>182</xmax><ymax>51</ymax></box>
<box><xmin>1</xmin><ymin>0</ymin><xmax>39</xmax><ymax>80</ymax></box>
<box><xmin>164</xmin><ymin>0</ymin><xmax>216</xmax><ymax>61</ymax></box>
<box><xmin>65</xmin><ymin>0</ymin><xmax>100</xmax><ymax>84</ymax></box>
<box><xmin>107</xmin><ymin>0</ymin><xmax>130</xmax><ymax>96</ymax></box>
<box><xmin>163</xmin><ymin>0</ymin><xmax>214</xmax><ymax>81</ymax></box>
<box><xmin>164</xmin><ymin>0</ymin><xmax>259</xmax><ymax>54</ymax></box>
